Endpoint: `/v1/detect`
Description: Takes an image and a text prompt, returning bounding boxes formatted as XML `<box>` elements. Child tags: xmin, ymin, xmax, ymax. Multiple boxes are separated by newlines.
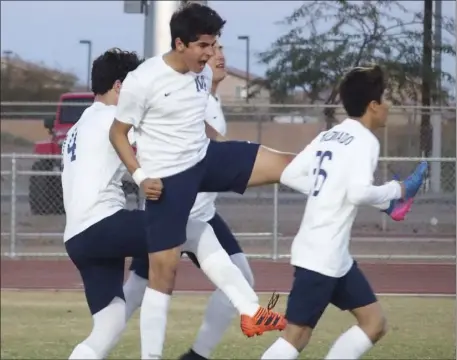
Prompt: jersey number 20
<box><xmin>312</xmin><ymin>150</ymin><xmax>332</xmax><ymax>196</ymax></box>
<box><xmin>66</xmin><ymin>131</ymin><xmax>77</xmax><ymax>162</ymax></box>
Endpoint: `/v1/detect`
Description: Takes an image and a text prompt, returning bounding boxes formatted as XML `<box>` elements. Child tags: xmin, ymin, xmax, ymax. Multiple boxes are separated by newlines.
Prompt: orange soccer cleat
<box><xmin>240</xmin><ymin>292</ymin><xmax>287</xmax><ymax>337</ymax></box>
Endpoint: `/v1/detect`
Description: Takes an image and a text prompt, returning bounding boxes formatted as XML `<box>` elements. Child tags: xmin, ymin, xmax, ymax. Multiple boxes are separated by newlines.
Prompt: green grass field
<box><xmin>1</xmin><ymin>291</ymin><xmax>455</xmax><ymax>359</ymax></box>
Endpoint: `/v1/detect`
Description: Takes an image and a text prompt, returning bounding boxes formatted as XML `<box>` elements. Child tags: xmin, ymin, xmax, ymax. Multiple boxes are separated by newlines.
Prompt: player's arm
<box><xmin>110</xmin><ymin>120</ymin><xmax>139</xmax><ymax>171</ymax></box>
<box><xmin>347</xmin><ymin>141</ymin><xmax>404</xmax><ymax>206</ymax></box>
<box><xmin>279</xmin><ymin>144</ymin><xmax>315</xmax><ymax>195</ymax></box>
<box><xmin>205</xmin><ymin>121</ymin><xmax>227</xmax><ymax>141</ymax></box>
<box><xmin>109</xmin><ymin>74</ymin><xmax>147</xmax><ymax>185</ymax></box>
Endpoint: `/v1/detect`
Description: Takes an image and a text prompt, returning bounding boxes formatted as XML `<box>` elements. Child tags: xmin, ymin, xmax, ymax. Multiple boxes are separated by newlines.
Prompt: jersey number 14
<box><xmin>312</xmin><ymin>150</ymin><xmax>332</xmax><ymax>196</ymax></box>
<box><xmin>66</xmin><ymin>131</ymin><xmax>77</xmax><ymax>162</ymax></box>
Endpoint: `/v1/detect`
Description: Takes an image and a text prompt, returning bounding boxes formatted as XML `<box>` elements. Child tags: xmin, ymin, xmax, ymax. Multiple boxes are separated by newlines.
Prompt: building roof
<box><xmin>226</xmin><ymin>66</ymin><xmax>264</xmax><ymax>81</ymax></box>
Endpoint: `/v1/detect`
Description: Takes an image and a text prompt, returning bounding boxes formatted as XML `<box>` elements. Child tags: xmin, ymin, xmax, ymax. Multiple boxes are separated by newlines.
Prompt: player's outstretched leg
<box><xmin>184</xmin><ymin>220</ymin><xmax>286</xmax><ymax>338</ymax></box>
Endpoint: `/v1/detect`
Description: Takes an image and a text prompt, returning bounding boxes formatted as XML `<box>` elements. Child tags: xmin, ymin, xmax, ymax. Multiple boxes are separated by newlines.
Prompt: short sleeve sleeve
<box><xmin>115</xmin><ymin>72</ymin><xmax>147</xmax><ymax>128</ymax></box>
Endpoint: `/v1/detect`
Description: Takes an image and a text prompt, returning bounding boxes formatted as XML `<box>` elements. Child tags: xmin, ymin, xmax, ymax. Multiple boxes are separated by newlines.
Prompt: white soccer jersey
<box><xmin>286</xmin><ymin>119</ymin><xmax>402</xmax><ymax>277</ymax></box>
<box><xmin>62</xmin><ymin>102</ymin><xmax>134</xmax><ymax>242</ymax></box>
<box><xmin>114</xmin><ymin>55</ymin><xmax>213</xmax><ymax>178</ymax></box>
<box><xmin>190</xmin><ymin>94</ymin><xmax>227</xmax><ymax>221</ymax></box>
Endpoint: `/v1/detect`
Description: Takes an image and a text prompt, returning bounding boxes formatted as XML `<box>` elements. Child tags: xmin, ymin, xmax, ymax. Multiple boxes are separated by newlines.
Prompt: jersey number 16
<box><xmin>312</xmin><ymin>150</ymin><xmax>332</xmax><ymax>196</ymax></box>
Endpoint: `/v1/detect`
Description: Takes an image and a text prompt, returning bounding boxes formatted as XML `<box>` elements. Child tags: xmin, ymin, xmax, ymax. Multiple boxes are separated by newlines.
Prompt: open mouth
<box><xmin>216</xmin><ymin>62</ymin><xmax>225</xmax><ymax>69</ymax></box>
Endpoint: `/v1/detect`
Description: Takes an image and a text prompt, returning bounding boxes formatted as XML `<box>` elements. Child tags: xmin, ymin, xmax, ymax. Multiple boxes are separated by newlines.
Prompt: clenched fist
<box><xmin>141</xmin><ymin>178</ymin><xmax>163</xmax><ymax>200</ymax></box>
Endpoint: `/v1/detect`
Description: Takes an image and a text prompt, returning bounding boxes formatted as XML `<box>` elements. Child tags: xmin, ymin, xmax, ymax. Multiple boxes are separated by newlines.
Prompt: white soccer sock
<box><xmin>69</xmin><ymin>343</ymin><xmax>99</xmax><ymax>360</ymax></box>
<box><xmin>191</xmin><ymin>289</ymin><xmax>234</xmax><ymax>358</ymax></box>
<box><xmin>230</xmin><ymin>253</ymin><xmax>255</xmax><ymax>287</ymax></box>
<box><xmin>261</xmin><ymin>337</ymin><xmax>300</xmax><ymax>359</ymax></box>
<box><xmin>192</xmin><ymin>253</ymin><xmax>255</xmax><ymax>358</ymax></box>
<box><xmin>325</xmin><ymin>325</ymin><xmax>373</xmax><ymax>360</ymax></box>
<box><xmin>140</xmin><ymin>287</ymin><xmax>171</xmax><ymax>359</ymax></box>
<box><xmin>199</xmin><ymin>250</ymin><xmax>259</xmax><ymax>317</ymax></box>
<box><xmin>123</xmin><ymin>271</ymin><xmax>148</xmax><ymax>320</ymax></box>
<box><xmin>69</xmin><ymin>297</ymin><xmax>126</xmax><ymax>359</ymax></box>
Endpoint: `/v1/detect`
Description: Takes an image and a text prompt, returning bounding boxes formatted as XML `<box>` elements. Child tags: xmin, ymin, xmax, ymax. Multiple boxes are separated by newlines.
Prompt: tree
<box><xmin>258</xmin><ymin>0</ymin><xmax>456</xmax><ymax>142</ymax></box>
<box><xmin>0</xmin><ymin>54</ymin><xmax>78</xmax><ymax>102</ymax></box>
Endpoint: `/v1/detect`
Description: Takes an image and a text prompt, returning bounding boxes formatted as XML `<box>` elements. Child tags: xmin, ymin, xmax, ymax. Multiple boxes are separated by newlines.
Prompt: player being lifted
<box><xmin>109</xmin><ymin>3</ymin><xmax>312</xmax><ymax>359</ymax></box>
<box><xmin>122</xmin><ymin>41</ymin><xmax>260</xmax><ymax>360</ymax></box>
<box><xmin>62</xmin><ymin>48</ymin><xmax>282</xmax><ymax>360</ymax></box>
<box><xmin>260</xmin><ymin>65</ymin><xmax>428</xmax><ymax>360</ymax></box>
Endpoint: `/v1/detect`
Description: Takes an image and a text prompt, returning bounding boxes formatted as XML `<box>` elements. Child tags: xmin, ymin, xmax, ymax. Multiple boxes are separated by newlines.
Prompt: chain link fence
<box><xmin>1</xmin><ymin>103</ymin><xmax>455</xmax><ymax>260</ymax></box>
<box><xmin>1</xmin><ymin>154</ymin><xmax>455</xmax><ymax>260</ymax></box>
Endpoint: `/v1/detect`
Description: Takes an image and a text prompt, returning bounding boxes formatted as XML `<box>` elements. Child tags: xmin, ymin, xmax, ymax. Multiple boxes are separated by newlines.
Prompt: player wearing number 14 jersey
<box><xmin>261</xmin><ymin>65</ymin><xmax>428</xmax><ymax>360</ymax></box>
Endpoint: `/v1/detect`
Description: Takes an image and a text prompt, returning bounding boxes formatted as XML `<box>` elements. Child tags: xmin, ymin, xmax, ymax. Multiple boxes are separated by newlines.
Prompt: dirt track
<box><xmin>1</xmin><ymin>258</ymin><xmax>455</xmax><ymax>295</ymax></box>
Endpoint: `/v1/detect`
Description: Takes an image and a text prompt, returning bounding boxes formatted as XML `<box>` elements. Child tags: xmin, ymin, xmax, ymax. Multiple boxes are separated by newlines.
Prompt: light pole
<box><xmin>79</xmin><ymin>39</ymin><xmax>92</xmax><ymax>91</ymax></box>
<box><xmin>237</xmin><ymin>35</ymin><xmax>250</xmax><ymax>103</ymax></box>
<box><xmin>2</xmin><ymin>50</ymin><xmax>13</xmax><ymax>97</ymax></box>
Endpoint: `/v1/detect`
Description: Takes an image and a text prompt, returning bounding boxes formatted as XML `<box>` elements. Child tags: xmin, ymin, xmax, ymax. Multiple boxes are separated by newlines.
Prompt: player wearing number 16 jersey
<box><xmin>262</xmin><ymin>65</ymin><xmax>428</xmax><ymax>360</ymax></box>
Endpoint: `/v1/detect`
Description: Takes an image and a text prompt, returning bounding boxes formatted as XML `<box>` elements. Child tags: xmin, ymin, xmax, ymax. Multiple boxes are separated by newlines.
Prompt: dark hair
<box><xmin>339</xmin><ymin>65</ymin><xmax>385</xmax><ymax>118</ymax></box>
<box><xmin>170</xmin><ymin>2</ymin><xmax>226</xmax><ymax>49</ymax></box>
<box><xmin>91</xmin><ymin>48</ymin><xmax>143</xmax><ymax>95</ymax></box>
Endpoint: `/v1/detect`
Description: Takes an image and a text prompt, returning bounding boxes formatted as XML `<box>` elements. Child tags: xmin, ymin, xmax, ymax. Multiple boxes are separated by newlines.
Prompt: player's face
<box><xmin>177</xmin><ymin>35</ymin><xmax>217</xmax><ymax>73</ymax></box>
<box><xmin>207</xmin><ymin>43</ymin><xmax>226</xmax><ymax>83</ymax></box>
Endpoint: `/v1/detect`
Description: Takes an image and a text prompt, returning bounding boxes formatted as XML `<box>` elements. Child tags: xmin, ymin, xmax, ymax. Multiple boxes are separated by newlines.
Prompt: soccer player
<box><xmin>260</xmin><ymin>65</ymin><xmax>428</xmax><ymax>360</ymax></box>
<box><xmin>63</xmin><ymin>47</ymin><xmax>281</xmax><ymax>360</ymax></box>
<box><xmin>109</xmin><ymin>3</ymin><xmax>303</xmax><ymax>359</ymax></box>
<box><xmin>62</xmin><ymin>48</ymin><xmax>147</xmax><ymax>359</ymax></box>
<box><xmin>122</xmin><ymin>41</ymin><xmax>259</xmax><ymax>360</ymax></box>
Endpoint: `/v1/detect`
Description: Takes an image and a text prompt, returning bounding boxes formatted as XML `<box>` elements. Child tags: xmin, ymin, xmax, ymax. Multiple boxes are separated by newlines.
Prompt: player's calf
<box><xmin>351</xmin><ymin>302</ymin><xmax>387</xmax><ymax>343</ymax></box>
<box><xmin>261</xmin><ymin>323</ymin><xmax>310</xmax><ymax>359</ymax></box>
<box><xmin>324</xmin><ymin>302</ymin><xmax>386</xmax><ymax>360</ymax></box>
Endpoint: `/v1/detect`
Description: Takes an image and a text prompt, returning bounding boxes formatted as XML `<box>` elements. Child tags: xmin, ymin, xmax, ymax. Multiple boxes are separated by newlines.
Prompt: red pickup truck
<box><xmin>29</xmin><ymin>92</ymin><xmax>139</xmax><ymax>215</ymax></box>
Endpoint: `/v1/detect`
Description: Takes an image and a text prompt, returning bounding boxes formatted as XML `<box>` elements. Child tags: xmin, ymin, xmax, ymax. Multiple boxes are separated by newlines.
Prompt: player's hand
<box><xmin>141</xmin><ymin>178</ymin><xmax>163</xmax><ymax>200</ymax></box>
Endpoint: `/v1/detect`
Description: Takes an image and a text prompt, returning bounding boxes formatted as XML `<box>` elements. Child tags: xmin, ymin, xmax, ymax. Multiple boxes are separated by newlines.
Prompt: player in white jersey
<box><xmin>62</xmin><ymin>49</ymin><xmax>149</xmax><ymax>360</ymax></box>
<box><xmin>121</xmin><ymin>42</ymin><xmax>258</xmax><ymax>360</ymax></box>
<box><xmin>109</xmin><ymin>4</ymin><xmax>304</xmax><ymax>358</ymax></box>
<box><xmin>63</xmin><ymin>47</ymin><xmax>282</xmax><ymax>360</ymax></box>
<box><xmin>261</xmin><ymin>65</ymin><xmax>428</xmax><ymax>360</ymax></box>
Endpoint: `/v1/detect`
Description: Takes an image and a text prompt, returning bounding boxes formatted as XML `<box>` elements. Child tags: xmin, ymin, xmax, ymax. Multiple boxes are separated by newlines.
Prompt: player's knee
<box><xmin>372</xmin><ymin>314</ymin><xmax>388</xmax><ymax>340</ymax></box>
<box><xmin>358</xmin><ymin>310</ymin><xmax>387</xmax><ymax>343</ymax></box>
<box><xmin>148</xmin><ymin>249</ymin><xmax>181</xmax><ymax>293</ymax></box>
<box><xmin>282</xmin><ymin>323</ymin><xmax>313</xmax><ymax>352</ymax></box>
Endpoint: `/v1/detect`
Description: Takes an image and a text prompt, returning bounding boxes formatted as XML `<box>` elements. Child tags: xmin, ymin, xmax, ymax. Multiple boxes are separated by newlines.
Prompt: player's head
<box><xmin>170</xmin><ymin>2</ymin><xmax>226</xmax><ymax>73</ymax></box>
<box><xmin>339</xmin><ymin>65</ymin><xmax>389</xmax><ymax>129</ymax></box>
<box><xmin>91</xmin><ymin>48</ymin><xmax>143</xmax><ymax>103</ymax></box>
<box><xmin>207</xmin><ymin>41</ymin><xmax>226</xmax><ymax>83</ymax></box>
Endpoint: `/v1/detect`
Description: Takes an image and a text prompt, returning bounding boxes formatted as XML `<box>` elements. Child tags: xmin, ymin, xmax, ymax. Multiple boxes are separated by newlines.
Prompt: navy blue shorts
<box><xmin>130</xmin><ymin>212</ymin><xmax>244</xmax><ymax>278</ymax></box>
<box><xmin>144</xmin><ymin>140</ymin><xmax>259</xmax><ymax>253</ymax></box>
<box><xmin>285</xmin><ymin>262</ymin><xmax>377</xmax><ymax>329</ymax></box>
<box><xmin>65</xmin><ymin>209</ymin><xmax>147</xmax><ymax>315</ymax></box>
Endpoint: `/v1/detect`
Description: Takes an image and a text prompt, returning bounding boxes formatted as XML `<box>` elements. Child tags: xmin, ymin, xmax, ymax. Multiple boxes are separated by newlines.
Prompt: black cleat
<box><xmin>178</xmin><ymin>349</ymin><xmax>208</xmax><ymax>360</ymax></box>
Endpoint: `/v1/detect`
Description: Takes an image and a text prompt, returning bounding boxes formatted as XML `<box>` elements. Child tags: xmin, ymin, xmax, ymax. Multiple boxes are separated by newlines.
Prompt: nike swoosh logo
<box><xmin>164</xmin><ymin>93</ymin><xmax>170</xmax><ymax>97</ymax></box>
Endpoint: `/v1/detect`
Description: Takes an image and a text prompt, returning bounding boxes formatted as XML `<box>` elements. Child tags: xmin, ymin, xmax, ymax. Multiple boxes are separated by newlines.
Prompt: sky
<box><xmin>1</xmin><ymin>0</ymin><xmax>456</xmax><ymax>85</ymax></box>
